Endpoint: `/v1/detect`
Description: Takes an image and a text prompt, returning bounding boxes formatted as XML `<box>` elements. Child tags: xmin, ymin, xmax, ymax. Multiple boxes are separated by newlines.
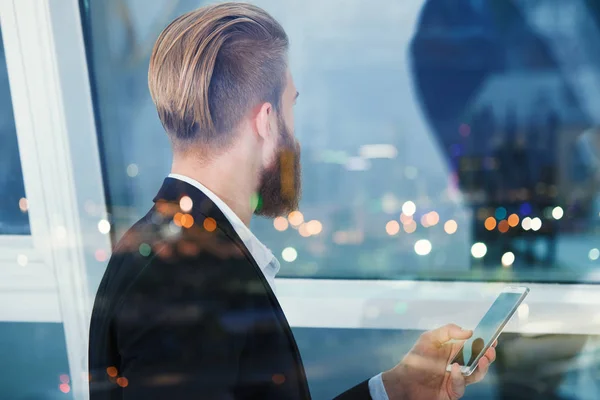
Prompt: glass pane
<box><xmin>83</xmin><ymin>0</ymin><xmax>600</xmax><ymax>284</ymax></box>
<box><xmin>0</xmin><ymin>25</ymin><xmax>30</xmax><ymax>235</ymax></box>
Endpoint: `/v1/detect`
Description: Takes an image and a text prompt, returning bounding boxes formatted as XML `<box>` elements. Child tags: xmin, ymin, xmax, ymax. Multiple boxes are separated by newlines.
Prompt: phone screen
<box><xmin>450</xmin><ymin>291</ymin><xmax>526</xmax><ymax>370</ymax></box>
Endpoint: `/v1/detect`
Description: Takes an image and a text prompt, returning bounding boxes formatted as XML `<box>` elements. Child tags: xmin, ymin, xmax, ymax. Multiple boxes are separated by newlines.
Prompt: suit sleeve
<box><xmin>113</xmin><ymin>253</ymin><xmax>250</xmax><ymax>400</ymax></box>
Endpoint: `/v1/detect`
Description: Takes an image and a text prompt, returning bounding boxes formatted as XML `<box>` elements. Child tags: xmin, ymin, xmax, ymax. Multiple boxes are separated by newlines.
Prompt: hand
<box><xmin>382</xmin><ymin>324</ymin><xmax>496</xmax><ymax>400</ymax></box>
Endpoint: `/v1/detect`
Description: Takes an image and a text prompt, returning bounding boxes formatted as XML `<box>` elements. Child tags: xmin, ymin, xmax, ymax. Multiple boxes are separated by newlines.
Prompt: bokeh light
<box><xmin>288</xmin><ymin>211</ymin><xmax>304</xmax><ymax>227</ymax></box>
<box><xmin>181</xmin><ymin>214</ymin><xmax>194</xmax><ymax>229</ymax></box>
<box><xmin>589</xmin><ymin>248</ymin><xmax>600</xmax><ymax>261</ymax></box>
<box><xmin>306</xmin><ymin>220</ymin><xmax>323</xmax><ymax>235</ymax></box>
<box><xmin>471</xmin><ymin>242</ymin><xmax>487</xmax><ymax>259</ymax></box>
<box><xmin>59</xmin><ymin>383</ymin><xmax>70</xmax><ymax>394</ymax></box>
<box><xmin>552</xmin><ymin>206</ymin><xmax>564</xmax><ymax>220</ymax></box>
<box><xmin>203</xmin><ymin>217</ymin><xmax>217</xmax><ymax>232</ymax></box>
<box><xmin>299</xmin><ymin>223</ymin><xmax>311</xmax><ymax>237</ymax></box>
<box><xmin>126</xmin><ymin>163</ymin><xmax>139</xmax><ymax>177</ymax></box>
<box><xmin>179</xmin><ymin>196</ymin><xmax>193</xmax><ymax>212</ymax></box>
<box><xmin>19</xmin><ymin>197</ymin><xmax>28</xmax><ymax>212</ymax></box>
<box><xmin>498</xmin><ymin>220</ymin><xmax>509</xmax><ymax>233</ymax></box>
<box><xmin>522</xmin><ymin>217</ymin><xmax>532</xmax><ymax>231</ymax></box>
<box><xmin>531</xmin><ymin>217</ymin><xmax>542</xmax><ymax>232</ymax></box>
<box><xmin>402</xmin><ymin>201</ymin><xmax>416</xmax><ymax>217</ymax></box>
<box><xmin>282</xmin><ymin>247</ymin><xmax>298</xmax><ymax>262</ymax></box>
<box><xmin>495</xmin><ymin>207</ymin><xmax>507</xmax><ymax>220</ymax></box>
<box><xmin>403</xmin><ymin>220</ymin><xmax>417</xmax><ymax>233</ymax></box>
<box><xmin>273</xmin><ymin>216</ymin><xmax>289</xmax><ymax>231</ymax></box>
<box><xmin>444</xmin><ymin>220</ymin><xmax>458</xmax><ymax>235</ymax></box>
<box><xmin>400</xmin><ymin>213</ymin><xmax>413</xmax><ymax>224</ymax></box>
<box><xmin>414</xmin><ymin>239</ymin><xmax>432</xmax><ymax>256</ymax></box>
<box><xmin>508</xmin><ymin>214</ymin><xmax>520</xmax><ymax>227</ymax></box>
<box><xmin>425</xmin><ymin>211</ymin><xmax>439</xmax><ymax>227</ymax></box>
<box><xmin>501</xmin><ymin>252</ymin><xmax>515</xmax><ymax>267</ymax></box>
<box><xmin>386</xmin><ymin>220</ymin><xmax>400</xmax><ymax>236</ymax></box>
<box><xmin>484</xmin><ymin>217</ymin><xmax>496</xmax><ymax>231</ymax></box>
<box><xmin>98</xmin><ymin>219</ymin><xmax>111</xmax><ymax>234</ymax></box>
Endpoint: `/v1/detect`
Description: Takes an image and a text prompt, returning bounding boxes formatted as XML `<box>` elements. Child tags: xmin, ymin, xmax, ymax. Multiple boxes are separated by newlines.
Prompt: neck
<box><xmin>171</xmin><ymin>151</ymin><xmax>258</xmax><ymax>226</ymax></box>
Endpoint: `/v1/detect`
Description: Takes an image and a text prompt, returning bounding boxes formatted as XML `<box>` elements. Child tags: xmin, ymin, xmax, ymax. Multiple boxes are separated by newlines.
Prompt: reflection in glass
<box><xmin>0</xmin><ymin>25</ymin><xmax>30</xmax><ymax>235</ymax></box>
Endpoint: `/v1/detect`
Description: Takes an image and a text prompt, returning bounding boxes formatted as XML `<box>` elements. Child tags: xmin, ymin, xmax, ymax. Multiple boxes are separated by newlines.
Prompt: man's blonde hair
<box><xmin>148</xmin><ymin>3</ymin><xmax>289</xmax><ymax>149</ymax></box>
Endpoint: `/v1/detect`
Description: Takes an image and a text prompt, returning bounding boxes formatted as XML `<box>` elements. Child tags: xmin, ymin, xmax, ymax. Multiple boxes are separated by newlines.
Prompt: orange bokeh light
<box><xmin>116</xmin><ymin>377</ymin><xmax>129</xmax><ymax>388</ymax></box>
<box><xmin>299</xmin><ymin>223</ymin><xmax>311</xmax><ymax>237</ymax></box>
<box><xmin>484</xmin><ymin>217</ymin><xmax>497</xmax><ymax>231</ymax></box>
<box><xmin>498</xmin><ymin>220</ymin><xmax>510</xmax><ymax>233</ymax></box>
<box><xmin>400</xmin><ymin>213</ymin><xmax>413</xmax><ymax>225</ymax></box>
<box><xmin>181</xmin><ymin>214</ymin><xmax>194</xmax><ymax>229</ymax></box>
<box><xmin>404</xmin><ymin>220</ymin><xmax>417</xmax><ymax>233</ymax></box>
<box><xmin>106</xmin><ymin>367</ymin><xmax>118</xmax><ymax>378</ymax></box>
<box><xmin>508</xmin><ymin>214</ymin><xmax>520</xmax><ymax>227</ymax></box>
<box><xmin>203</xmin><ymin>217</ymin><xmax>217</xmax><ymax>232</ymax></box>
<box><xmin>306</xmin><ymin>220</ymin><xmax>323</xmax><ymax>235</ymax></box>
<box><xmin>173</xmin><ymin>212</ymin><xmax>184</xmax><ymax>227</ymax></box>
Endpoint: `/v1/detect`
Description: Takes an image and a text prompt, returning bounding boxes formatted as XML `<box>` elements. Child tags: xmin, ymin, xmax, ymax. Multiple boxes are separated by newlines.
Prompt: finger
<box><xmin>466</xmin><ymin>356</ymin><xmax>490</xmax><ymax>386</ymax></box>
<box><xmin>448</xmin><ymin>363</ymin><xmax>466</xmax><ymax>399</ymax></box>
<box><xmin>484</xmin><ymin>346</ymin><xmax>496</xmax><ymax>364</ymax></box>
<box><xmin>427</xmin><ymin>324</ymin><xmax>472</xmax><ymax>346</ymax></box>
<box><xmin>492</xmin><ymin>340</ymin><xmax>498</xmax><ymax>348</ymax></box>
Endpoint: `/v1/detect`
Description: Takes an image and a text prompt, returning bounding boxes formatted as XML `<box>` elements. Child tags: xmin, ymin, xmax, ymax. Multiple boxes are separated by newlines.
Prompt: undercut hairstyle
<box><xmin>148</xmin><ymin>3</ymin><xmax>289</xmax><ymax>150</ymax></box>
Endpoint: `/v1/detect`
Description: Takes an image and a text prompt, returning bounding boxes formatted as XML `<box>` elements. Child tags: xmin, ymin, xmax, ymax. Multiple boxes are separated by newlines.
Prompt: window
<box><xmin>83</xmin><ymin>0</ymin><xmax>600</xmax><ymax>283</ymax></box>
<box><xmin>0</xmin><ymin>25</ymin><xmax>29</xmax><ymax>235</ymax></box>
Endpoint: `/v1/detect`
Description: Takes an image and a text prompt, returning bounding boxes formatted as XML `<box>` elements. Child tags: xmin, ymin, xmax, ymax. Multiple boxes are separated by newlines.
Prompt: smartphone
<box><xmin>447</xmin><ymin>286</ymin><xmax>530</xmax><ymax>376</ymax></box>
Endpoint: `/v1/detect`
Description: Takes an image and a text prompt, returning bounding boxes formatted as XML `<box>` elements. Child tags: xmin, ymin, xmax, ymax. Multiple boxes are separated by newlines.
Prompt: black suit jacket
<box><xmin>89</xmin><ymin>178</ymin><xmax>372</xmax><ymax>399</ymax></box>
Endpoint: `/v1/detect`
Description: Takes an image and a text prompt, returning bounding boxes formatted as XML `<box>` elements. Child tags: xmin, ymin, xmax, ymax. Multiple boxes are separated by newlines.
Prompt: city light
<box><xmin>471</xmin><ymin>242</ymin><xmax>487</xmax><ymax>259</ymax></box>
<box><xmin>402</xmin><ymin>201</ymin><xmax>416</xmax><ymax>217</ymax></box>
<box><xmin>425</xmin><ymin>211</ymin><xmax>439</xmax><ymax>227</ymax></box>
<box><xmin>19</xmin><ymin>197</ymin><xmax>28</xmax><ymax>212</ymax></box>
<box><xmin>288</xmin><ymin>211</ymin><xmax>304</xmax><ymax>227</ymax></box>
<box><xmin>59</xmin><ymin>383</ymin><xmax>70</xmax><ymax>393</ymax></box>
<box><xmin>589</xmin><ymin>248</ymin><xmax>600</xmax><ymax>261</ymax></box>
<box><xmin>498</xmin><ymin>220</ymin><xmax>509</xmax><ymax>233</ymax></box>
<box><xmin>501</xmin><ymin>252</ymin><xmax>515</xmax><ymax>267</ymax></box>
<box><xmin>522</xmin><ymin>217</ymin><xmax>532</xmax><ymax>231</ymax></box>
<box><xmin>273</xmin><ymin>216</ymin><xmax>289</xmax><ymax>231</ymax></box>
<box><xmin>484</xmin><ymin>217</ymin><xmax>496</xmax><ymax>231</ymax></box>
<box><xmin>126</xmin><ymin>163</ymin><xmax>139</xmax><ymax>177</ymax></box>
<box><xmin>282</xmin><ymin>247</ymin><xmax>298</xmax><ymax>262</ymax></box>
<box><xmin>552</xmin><ymin>206</ymin><xmax>564</xmax><ymax>220</ymax></box>
<box><xmin>531</xmin><ymin>217</ymin><xmax>542</xmax><ymax>231</ymax></box>
<box><xmin>414</xmin><ymin>239</ymin><xmax>432</xmax><ymax>256</ymax></box>
<box><xmin>17</xmin><ymin>254</ymin><xmax>28</xmax><ymax>267</ymax></box>
<box><xmin>179</xmin><ymin>196</ymin><xmax>193</xmax><ymax>212</ymax></box>
<box><xmin>444</xmin><ymin>220</ymin><xmax>458</xmax><ymax>235</ymax></box>
<box><xmin>98</xmin><ymin>219</ymin><xmax>111</xmax><ymax>234</ymax></box>
<box><xmin>299</xmin><ymin>224</ymin><xmax>311</xmax><ymax>237</ymax></box>
<box><xmin>306</xmin><ymin>220</ymin><xmax>323</xmax><ymax>235</ymax></box>
<box><xmin>403</xmin><ymin>220</ymin><xmax>417</xmax><ymax>233</ymax></box>
<box><xmin>495</xmin><ymin>207</ymin><xmax>507</xmax><ymax>220</ymax></box>
<box><xmin>181</xmin><ymin>214</ymin><xmax>194</xmax><ymax>229</ymax></box>
<box><xmin>94</xmin><ymin>249</ymin><xmax>107</xmax><ymax>262</ymax></box>
<box><xmin>386</xmin><ymin>220</ymin><xmax>400</xmax><ymax>236</ymax></box>
<box><xmin>400</xmin><ymin>213</ymin><xmax>413</xmax><ymax>224</ymax></box>
<box><xmin>508</xmin><ymin>214</ymin><xmax>520</xmax><ymax>227</ymax></box>
<box><xmin>203</xmin><ymin>217</ymin><xmax>217</xmax><ymax>232</ymax></box>
<box><xmin>359</xmin><ymin>144</ymin><xmax>398</xmax><ymax>159</ymax></box>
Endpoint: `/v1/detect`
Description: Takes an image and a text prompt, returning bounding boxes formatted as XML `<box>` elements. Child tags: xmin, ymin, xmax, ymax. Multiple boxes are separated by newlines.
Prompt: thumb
<box><xmin>448</xmin><ymin>363</ymin><xmax>466</xmax><ymax>399</ymax></box>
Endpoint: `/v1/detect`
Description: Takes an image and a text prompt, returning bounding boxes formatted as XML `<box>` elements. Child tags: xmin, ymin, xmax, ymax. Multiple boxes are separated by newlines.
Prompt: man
<box><xmin>88</xmin><ymin>3</ymin><xmax>495</xmax><ymax>399</ymax></box>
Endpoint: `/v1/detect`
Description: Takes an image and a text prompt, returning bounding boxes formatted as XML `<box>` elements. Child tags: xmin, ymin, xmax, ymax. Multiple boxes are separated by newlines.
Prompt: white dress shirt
<box><xmin>168</xmin><ymin>173</ymin><xmax>389</xmax><ymax>400</ymax></box>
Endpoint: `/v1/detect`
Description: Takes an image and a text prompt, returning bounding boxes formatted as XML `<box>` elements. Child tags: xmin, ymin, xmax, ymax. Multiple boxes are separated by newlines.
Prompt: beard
<box><xmin>254</xmin><ymin>114</ymin><xmax>302</xmax><ymax>218</ymax></box>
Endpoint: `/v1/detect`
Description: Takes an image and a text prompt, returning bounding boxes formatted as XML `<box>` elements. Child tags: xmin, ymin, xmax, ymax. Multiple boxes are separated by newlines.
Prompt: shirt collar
<box><xmin>168</xmin><ymin>173</ymin><xmax>276</xmax><ymax>273</ymax></box>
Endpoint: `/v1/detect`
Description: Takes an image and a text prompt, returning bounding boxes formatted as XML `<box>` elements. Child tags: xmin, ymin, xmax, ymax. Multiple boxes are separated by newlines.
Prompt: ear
<box><xmin>255</xmin><ymin>102</ymin><xmax>274</xmax><ymax>141</ymax></box>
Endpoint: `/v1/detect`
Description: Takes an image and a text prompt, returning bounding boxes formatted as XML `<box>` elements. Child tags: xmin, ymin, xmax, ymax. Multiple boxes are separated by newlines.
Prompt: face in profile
<box><xmin>255</xmin><ymin>112</ymin><xmax>302</xmax><ymax>218</ymax></box>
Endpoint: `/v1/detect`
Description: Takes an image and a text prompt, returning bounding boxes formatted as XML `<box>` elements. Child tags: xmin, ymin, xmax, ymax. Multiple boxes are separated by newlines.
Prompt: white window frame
<box><xmin>0</xmin><ymin>0</ymin><xmax>111</xmax><ymax>398</ymax></box>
